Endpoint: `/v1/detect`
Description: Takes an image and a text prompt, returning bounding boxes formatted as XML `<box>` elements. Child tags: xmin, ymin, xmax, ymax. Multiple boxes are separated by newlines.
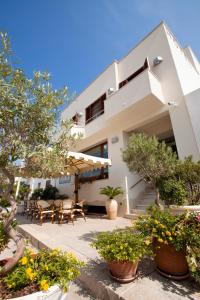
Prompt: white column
<box><xmin>15</xmin><ymin>177</ymin><xmax>21</xmax><ymax>199</ymax></box>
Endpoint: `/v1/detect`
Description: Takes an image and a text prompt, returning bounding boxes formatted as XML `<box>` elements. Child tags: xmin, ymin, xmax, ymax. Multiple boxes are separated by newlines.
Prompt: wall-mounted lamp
<box><xmin>77</xmin><ymin>112</ymin><xmax>83</xmax><ymax>117</ymax></box>
<box><xmin>153</xmin><ymin>56</ymin><xmax>163</xmax><ymax>66</ymax></box>
<box><xmin>168</xmin><ymin>101</ymin><xmax>178</xmax><ymax>107</ymax></box>
<box><xmin>111</xmin><ymin>136</ymin><xmax>119</xmax><ymax>144</ymax></box>
<box><xmin>107</xmin><ymin>87</ymin><xmax>114</xmax><ymax>95</ymax></box>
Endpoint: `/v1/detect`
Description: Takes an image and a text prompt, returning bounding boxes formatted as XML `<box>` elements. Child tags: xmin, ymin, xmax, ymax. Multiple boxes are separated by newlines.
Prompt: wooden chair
<box><xmin>37</xmin><ymin>200</ymin><xmax>55</xmax><ymax>225</ymax></box>
<box><xmin>27</xmin><ymin>200</ymin><xmax>37</xmax><ymax>219</ymax></box>
<box><xmin>22</xmin><ymin>200</ymin><xmax>29</xmax><ymax>216</ymax></box>
<box><xmin>53</xmin><ymin>199</ymin><xmax>63</xmax><ymax>219</ymax></box>
<box><xmin>73</xmin><ymin>200</ymin><xmax>86</xmax><ymax>221</ymax></box>
<box><xmin>58</xmin><ymin>199</ymin><xmax>75</xmax><ymax>225</ymax></box>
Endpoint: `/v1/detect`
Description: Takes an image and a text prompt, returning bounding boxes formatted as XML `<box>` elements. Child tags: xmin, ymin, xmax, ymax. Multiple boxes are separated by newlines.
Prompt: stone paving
<box><xmin>16</xmin><ymin>214</ymin><xmax>200</xmax><ymax>300</ymax></box>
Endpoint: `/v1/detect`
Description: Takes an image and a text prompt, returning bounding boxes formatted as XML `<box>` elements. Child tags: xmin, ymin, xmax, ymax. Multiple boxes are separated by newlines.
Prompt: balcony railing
<box><xmin>85</xmin><ymin>109</ymin><xmax>104</xmax><ymax>125</ymax></box>
<box><xmin>70</xmin><ymin>125</ymin><xmax>85</xmax><ymax>138</ymax></box>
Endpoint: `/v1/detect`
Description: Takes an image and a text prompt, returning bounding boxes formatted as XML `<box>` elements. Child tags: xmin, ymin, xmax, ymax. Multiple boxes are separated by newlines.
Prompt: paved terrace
<box><xmin>17</xmin><ymin>215</ymin><xmax>200</xmax><ymax>300</ymax></box>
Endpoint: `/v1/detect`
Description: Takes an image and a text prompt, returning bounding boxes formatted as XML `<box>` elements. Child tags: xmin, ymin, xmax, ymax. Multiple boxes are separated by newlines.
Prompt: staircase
<box><xmin>125</xmin><ymin>185</ymin><xmax>156</xmax><ymax>220</ymax></box>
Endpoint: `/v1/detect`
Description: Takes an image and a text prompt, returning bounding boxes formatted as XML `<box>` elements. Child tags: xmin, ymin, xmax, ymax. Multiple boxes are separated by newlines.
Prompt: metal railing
<box><xmin>130</xmin><ymin>178</ymin><xmax>143</xmax><ymax>190</ymax></box>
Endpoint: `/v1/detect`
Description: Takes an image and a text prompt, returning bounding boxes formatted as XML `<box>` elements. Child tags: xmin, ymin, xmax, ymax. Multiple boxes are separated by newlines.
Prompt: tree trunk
<box><xmin>155</xmin><ymin>186</ymin><xmax>164</xmax><ymax>210</ymax></box>
<box><xmin>0</xmin><ymin>167</ymin><xmax>25</xmax><ymax>275</ymax></box>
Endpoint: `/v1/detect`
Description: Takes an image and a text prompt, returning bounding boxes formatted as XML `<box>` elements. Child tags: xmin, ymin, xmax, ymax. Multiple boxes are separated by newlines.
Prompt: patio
<box><xmin>16</xmin><ymin>214</ymin><xmax>200</xmax><ymax>300</ymax></box>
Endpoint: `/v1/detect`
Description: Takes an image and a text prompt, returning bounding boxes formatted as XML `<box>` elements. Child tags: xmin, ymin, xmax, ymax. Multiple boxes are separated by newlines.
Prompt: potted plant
<box><xmin>91</xmin><ymin>229</ymin><xmax>151</xmax><ymax>283</ymax></box>
<box><xmin>0</xmin><ymin>248</ymin><xmax>85</xmax><ymax>299</ymax></box>
<box><xmin>135</xmin><ymin>206</ymin><xmax>200</xmax><ymax>282</ymax></box>
<box><xmin>99</xmin><ymin>186</ymin><xmax>123</xmax><ymax>219</ymax></box>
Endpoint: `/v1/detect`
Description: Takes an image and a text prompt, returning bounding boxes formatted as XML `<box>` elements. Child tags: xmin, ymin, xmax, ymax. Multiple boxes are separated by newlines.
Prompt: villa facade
<box><xmin>27</xmin><ymin>22</ymin><xmax>200</xmax><ymax>216</ymax></box>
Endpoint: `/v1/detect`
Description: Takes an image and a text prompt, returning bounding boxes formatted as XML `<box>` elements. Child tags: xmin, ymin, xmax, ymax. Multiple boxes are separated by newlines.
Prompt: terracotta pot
<box><xmin>153</xmin><ymin>240</ymin><xmax>189</xmax><ymax>279</ymax></box>
<box><xmin>170</xmin><ymin>205</ymin><xmax>200</xmax><ymax>215</ymax></box>
<box><xmin>107</xmin><ymin>260</ymin><xmax>138</xmax><ymax>283</ymax></box>
<box><xmin>106</xmin><ymin>199</ymin><xmax>118</xmax><ymax>219</ymax></box>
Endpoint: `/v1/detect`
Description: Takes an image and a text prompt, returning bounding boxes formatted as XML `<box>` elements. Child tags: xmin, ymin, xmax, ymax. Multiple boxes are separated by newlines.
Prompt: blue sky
<box><xmin>0</xmin><ymin>0</ymin><xmax>200</xmax><ymax>96</ymax></box>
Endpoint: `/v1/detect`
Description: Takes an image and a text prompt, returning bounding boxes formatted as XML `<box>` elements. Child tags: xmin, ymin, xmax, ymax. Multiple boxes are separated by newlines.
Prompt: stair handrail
<box><xmin>130</xmin><ymin>178</ymin><xmax>143</xmax><ymax>190</ymax></box>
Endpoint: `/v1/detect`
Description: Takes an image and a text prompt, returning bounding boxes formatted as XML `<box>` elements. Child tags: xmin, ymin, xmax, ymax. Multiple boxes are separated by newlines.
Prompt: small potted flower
<box><xmin>99</xmin><ymin>186</ymin><xmax>123</xmax><ymax>219</ymax></box>
<box><xmin>91</xmin><ymin>229</ymin><xmax>151</xmax><ymax>283</ymax></box>
<box><xmin>135</xmin><ymin>206</ymin><xmax>200</xmax><ymax>282</ymax></box>
<box><xmin>0</xmin><ymin>248</ymin><xmax>85</xmax><ymax>299</ymax></box>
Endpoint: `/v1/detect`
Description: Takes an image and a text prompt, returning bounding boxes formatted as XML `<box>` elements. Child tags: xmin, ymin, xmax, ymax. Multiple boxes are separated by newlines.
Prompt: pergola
<box><xmin>17</xmin><ymin>151</ymin><xmax>112</xmax><ymax>202</ymax></box>
<box><xmin>64</xmin><ymin>151</ymin><xmax>112</xmax><ymax>202</ymax></box>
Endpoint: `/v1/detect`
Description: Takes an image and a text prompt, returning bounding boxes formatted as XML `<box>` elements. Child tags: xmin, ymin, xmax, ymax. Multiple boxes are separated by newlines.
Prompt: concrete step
<box><xmin>136</xmin><ymin>204</ymin><xmax>152</xmax><ymax>210</ymax></box>
<box><xmin>131</xmin><ymin>209</ymin><xmax>146</xmax><ymax>214</ymax></box>
<box><xmin>142</xmin><ymin>194</ymin><xmax>156</xmax><ymax>199</ymax></box>
<box><xmin>124</xmin><ymin>213</ymin><xmax>140</xmax><ymax>220</ymax></box>
<box><xmin>137</xmin><ymin>199</ymin><xmax>155</xmax><ymax>204</ymax></box>
<box><xmin>68</xmin><ymin>282</ymin><xmax>97</xmax><ymax>299</ymax></box>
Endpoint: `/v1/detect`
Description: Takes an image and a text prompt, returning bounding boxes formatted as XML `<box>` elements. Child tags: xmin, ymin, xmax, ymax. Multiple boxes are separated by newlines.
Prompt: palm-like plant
<box><xmin>100</xmin><ymin>186</ymin><xmax>123</xmax><ymax>199</ymax></box>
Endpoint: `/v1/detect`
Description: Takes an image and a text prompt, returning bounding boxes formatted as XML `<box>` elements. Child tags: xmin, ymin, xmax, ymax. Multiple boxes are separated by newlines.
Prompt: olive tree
<box><xmin>122</xmin><ymin>133</ymin><xmax>178</xmax><ymax>205</ymax></box>
<box><xmin>0</xmin><ymin>32</ymin><xmax>75</xmax><ymax>274</ymax></box>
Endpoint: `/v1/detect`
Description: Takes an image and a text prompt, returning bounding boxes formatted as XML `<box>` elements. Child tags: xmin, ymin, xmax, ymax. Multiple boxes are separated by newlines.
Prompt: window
<box><xmin>85</xmin><ymin>93</ymin><xmax>106</xmax><ymax>124</ymax></box>
<box><xmin>59</xmin><ymin>176</ymin><xmax>71</xmax><ymax>184</ymax></box>
<box><xmin>119</xmin><ymin>58</ymin><xmax>149</xmax><ymax>89</ymax></box>
<box><xmin>79</xmin><ymin>142</ymin><xmax>108</xmax><ymax>183</ymax></box>
<box><xmin>38</xmin><ymin>182</ymin><xmax>41</xmax><ymax>189</ymax></box>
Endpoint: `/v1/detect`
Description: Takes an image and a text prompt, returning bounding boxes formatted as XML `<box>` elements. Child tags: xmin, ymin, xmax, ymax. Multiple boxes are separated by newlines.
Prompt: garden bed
<box><xmin>0</xmin><ymin>281</ymin><xmax>38</xmax><ymax>299</ymax></box>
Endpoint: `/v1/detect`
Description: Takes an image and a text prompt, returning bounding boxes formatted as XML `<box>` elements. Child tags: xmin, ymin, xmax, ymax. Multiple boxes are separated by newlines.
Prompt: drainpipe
<box><xmin>125</xmin><ymin>176</ymin><xmax>130</xmax><ymax>214</ymax></box>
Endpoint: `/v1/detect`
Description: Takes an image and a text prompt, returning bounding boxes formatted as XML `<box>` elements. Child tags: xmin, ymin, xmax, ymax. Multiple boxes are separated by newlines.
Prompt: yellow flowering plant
<box><xmin>3</xmin><ymin>248</ymin><xmax>85</xmax><ymax>293</ymax></box>
<box><xmin>135</xmin><ymin>206</ymin><xmax>200</xmax><ymax>283</ymax></box>
<box><xmin>91</xmin><ymin>228</ymin><xmax>152</xmax><ymax>263</ymax></box>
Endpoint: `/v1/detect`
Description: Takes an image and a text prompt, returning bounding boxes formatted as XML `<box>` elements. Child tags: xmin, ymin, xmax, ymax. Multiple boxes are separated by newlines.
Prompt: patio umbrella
<box><xmin>64</xmin><ymin>151</ymin><xmax>112</xmax><ymax>202</ymax></box>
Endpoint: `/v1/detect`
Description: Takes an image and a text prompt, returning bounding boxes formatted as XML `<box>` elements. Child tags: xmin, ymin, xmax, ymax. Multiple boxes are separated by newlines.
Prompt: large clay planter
<box><xmin>108</xmin><ymin>260</ymin><xmax>138</xmax><ymax>283</ymax></box>
<box><xmin>106</xmin><ymin>199</ymin><xmax>118</xmax><ymax>219</ymax></box>
<box><xmin>153</xmin><ymin>240</ymin><xmax>189</xmax><ymax>280</ymax></box>
<box><xmin>170</xmin><ymin>205</ymin><xmax>200</xmax><ymax>215</ymax></box>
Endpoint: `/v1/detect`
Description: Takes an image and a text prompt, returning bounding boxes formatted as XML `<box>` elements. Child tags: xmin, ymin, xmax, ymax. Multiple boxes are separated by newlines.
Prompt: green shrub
<box><xmin>158</xmin><ymin>178</ymin><xmax>187</xmax><ymax>206</ymax></box>
<box><xmin>0</xmin><ymin>221</ymin><xmax>8</xmax><ymax>252</ymax></box>
<box><xmin>91</xmin><ymin>229</ymin><xmax>152</xmax><ymax>263</ymax></box>
<box><xmin>31</xmin><ymin>188</ymin><xmax>44</xmax><ymax>200</ymax></box>
<box><xmin>176</xmin><ymin>157</ymin><xmax>200</xmax><ymax>205</ymax></box>
<box><xmin>42</xmin><ymin>185</ymin><xmax>59</xmax><ymax>200</ymax></box>
<box><xmin>122</xmin><ymin>133</ymin><xmax>178</xmax><ymax>204</ymax></box>
<box><xmin>0</xmin><ymin>197</ymin><xmax>10</xmax><ymax>208</ymax></box>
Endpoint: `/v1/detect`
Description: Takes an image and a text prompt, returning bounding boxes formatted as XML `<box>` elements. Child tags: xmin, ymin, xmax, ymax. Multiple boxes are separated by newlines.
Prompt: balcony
<box><xmin>70</xmin><ymin>125</ymin><xmax>85</xmax><ymax>138</ymax></box>
<box><xmin>105</xmin><ymin>69</ymin><xmax>165</xmax><ymax>121</ymax></box>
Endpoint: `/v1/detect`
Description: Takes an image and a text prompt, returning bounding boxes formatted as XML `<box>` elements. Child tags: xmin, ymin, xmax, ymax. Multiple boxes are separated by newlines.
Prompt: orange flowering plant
<box><xmin>135</xmin><ymin>206</ymin><xmax>200</xmax><ymax>283</ymax></box>
<box><xmin>3</xmin><ymin>248</ymin><xmax>85</xmax><ymax>293</ymax></box>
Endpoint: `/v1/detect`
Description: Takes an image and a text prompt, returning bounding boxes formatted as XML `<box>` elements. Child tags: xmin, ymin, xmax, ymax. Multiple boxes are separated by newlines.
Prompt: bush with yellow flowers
<box><xmin>135</xmin><ymin>205</ymin><xmax>200</xmax><ymax>283</ymax></box>
<box><xmin>3</xmin><ymin>248</ymin><xmax>85</xmax><ymax>294</ymax></box>
<box><xmin>91</xmin><ymin>228</ymin><xmax>152</xmax><ymax>263</ymax></box>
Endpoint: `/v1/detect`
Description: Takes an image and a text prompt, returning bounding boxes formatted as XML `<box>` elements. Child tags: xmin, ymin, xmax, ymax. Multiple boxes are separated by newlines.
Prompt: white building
<box><xmin>28</xmin><ymin>22</ymin><xmax>200</xmax><ymax>216</ymax></box>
